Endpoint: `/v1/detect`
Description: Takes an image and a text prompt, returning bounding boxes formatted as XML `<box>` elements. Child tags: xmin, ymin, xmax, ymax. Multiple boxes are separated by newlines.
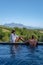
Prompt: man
<box><xmin>29</xmin><ymin>35</ymin><xmax>37</xmax><ymax>47</ymax></box>
<box><xmin>25</xmin><ymin>35</ymin><xmax>37</xmax><ymax>46</ymax></box>
<box><xmin>10</xmin><ymin>30</ymin><xmax>24</xmax><ymax>43</ymax></box>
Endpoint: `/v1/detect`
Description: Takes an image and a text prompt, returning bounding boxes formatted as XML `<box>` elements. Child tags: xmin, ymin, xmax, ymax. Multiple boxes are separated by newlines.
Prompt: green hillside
<box><xmin>0</xmin><ymin>26</ymin><xmax>43</xmax><ymax>42</ymax></box>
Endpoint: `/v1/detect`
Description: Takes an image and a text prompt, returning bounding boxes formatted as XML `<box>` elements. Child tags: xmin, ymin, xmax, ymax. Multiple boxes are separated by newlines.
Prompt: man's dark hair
<box><xmin>11</xmin><ymin>30</ymin><xmax>15</xmax><ymax>33</ymax></box>
<box><xmin>32</xmin><ymin>35</ymin><xmax>34</xmax><ymax>39</ymax></box>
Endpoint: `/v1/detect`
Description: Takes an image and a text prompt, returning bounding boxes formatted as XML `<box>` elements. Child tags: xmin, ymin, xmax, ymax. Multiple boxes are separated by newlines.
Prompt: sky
<box><xmin>0</xmin><ymin>0</ymin><xmax>43</xmax><ymax>28</ymax></box>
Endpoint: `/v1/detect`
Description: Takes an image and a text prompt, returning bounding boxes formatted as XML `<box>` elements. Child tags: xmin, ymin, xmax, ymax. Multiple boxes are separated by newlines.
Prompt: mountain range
<box><xmin>3</xmin><ymin>23</ymin><xmax>43</xmax><ymax>29</ymax></box>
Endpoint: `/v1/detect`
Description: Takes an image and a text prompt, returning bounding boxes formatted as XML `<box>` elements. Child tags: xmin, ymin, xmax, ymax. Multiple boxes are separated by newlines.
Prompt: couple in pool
<box><xmin>10</xmin><ymin>30</ymin><xmax>37</xmax><ymax>47</ymax></box>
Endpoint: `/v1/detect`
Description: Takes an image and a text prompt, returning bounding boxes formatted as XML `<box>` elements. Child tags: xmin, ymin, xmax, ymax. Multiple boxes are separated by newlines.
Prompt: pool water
<box><xmin>0</xmin><ymin>45</ymin><xmax>43</xmax><ymax>65</ymax></box>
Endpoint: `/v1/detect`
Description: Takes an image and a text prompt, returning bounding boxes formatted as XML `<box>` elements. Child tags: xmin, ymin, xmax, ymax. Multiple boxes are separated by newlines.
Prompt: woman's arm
<box><xmin>19</xmin><ymin>37</ymin><xmax>25</xmax><ymax>42</ymax></box>
<box><xmin>15</xmin><ymin>37</ymin><xmax>20</xmax><ymax>42</ymax></box>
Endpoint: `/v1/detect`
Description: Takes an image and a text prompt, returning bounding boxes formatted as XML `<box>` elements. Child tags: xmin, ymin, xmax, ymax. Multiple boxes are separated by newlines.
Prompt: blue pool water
<box><xmin>0</xmin><ymin>45</ymin><xmax>43</xmax><ymax>65</ymax></box>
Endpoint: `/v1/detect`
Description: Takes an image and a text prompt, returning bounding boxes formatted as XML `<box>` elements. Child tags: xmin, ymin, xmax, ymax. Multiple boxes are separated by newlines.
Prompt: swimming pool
<box><xmin>0</xmin><ymin>44</ymin><xmax>43</xmax><ymax>65</ymax></box>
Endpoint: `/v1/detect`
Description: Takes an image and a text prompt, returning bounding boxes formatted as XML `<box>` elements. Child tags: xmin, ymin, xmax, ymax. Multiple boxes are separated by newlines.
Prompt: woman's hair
<box><xmin>11</xmin><ymin>30</ymin><xmax>15</xmax><ymax>33</ymax></box>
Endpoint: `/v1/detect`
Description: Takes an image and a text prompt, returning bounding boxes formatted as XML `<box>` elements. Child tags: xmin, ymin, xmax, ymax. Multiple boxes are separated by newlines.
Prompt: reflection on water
<box><xmin>0</xmin><ymin>45</ymin><xmax>43</xmax><ymax>65</ymax></box>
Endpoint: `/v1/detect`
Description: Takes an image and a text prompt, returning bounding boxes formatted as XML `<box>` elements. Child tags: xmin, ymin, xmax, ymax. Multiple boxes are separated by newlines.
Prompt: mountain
<box><xmin>4</xmin><ymin>23</ymin><xmax>43</xmax><ymax>29</ymax></box>
<box><xmin>4</xmin><ymin>23</ymin><xmax>25</xmax><ymax>28</ymax></box>
<box><xmin>4</xmin><ymin>23</ymin><xmax>35</xmax><ymax>29</ymax></box>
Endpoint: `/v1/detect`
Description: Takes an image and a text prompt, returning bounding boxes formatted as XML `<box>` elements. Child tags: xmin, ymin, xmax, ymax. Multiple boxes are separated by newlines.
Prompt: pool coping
<box><xmin>0</xmin><ymin>42</ymin><xmax>43</xmax><ymax>45</ymax></box>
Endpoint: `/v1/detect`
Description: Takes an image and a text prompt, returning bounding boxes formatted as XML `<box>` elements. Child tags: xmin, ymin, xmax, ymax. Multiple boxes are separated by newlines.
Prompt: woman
<box><xmin>10</xmin><ymin>30</ymin><xmax>24</xmax><ymax>43</ymax></box>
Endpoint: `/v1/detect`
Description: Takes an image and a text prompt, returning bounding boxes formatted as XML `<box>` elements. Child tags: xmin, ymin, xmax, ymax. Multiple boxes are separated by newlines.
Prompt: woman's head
<box><xmin>11</xmin><ymin>30</ymin><xmax>15</xmax><ymax>33</ymax></box>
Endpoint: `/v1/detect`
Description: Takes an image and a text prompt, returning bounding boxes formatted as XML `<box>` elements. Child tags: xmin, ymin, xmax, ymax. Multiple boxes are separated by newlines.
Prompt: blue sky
<box><xmin>0</xmin><ymin>0</ymin><xmax>43</xmax><ymax>28</ymax></box>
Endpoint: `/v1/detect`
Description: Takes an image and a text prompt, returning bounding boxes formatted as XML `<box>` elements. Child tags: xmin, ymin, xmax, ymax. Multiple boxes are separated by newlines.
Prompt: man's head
<box><xmin>32</xmin><ymin>35</ymin><xmax>34</xmax><ymax>39</ymax></box>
